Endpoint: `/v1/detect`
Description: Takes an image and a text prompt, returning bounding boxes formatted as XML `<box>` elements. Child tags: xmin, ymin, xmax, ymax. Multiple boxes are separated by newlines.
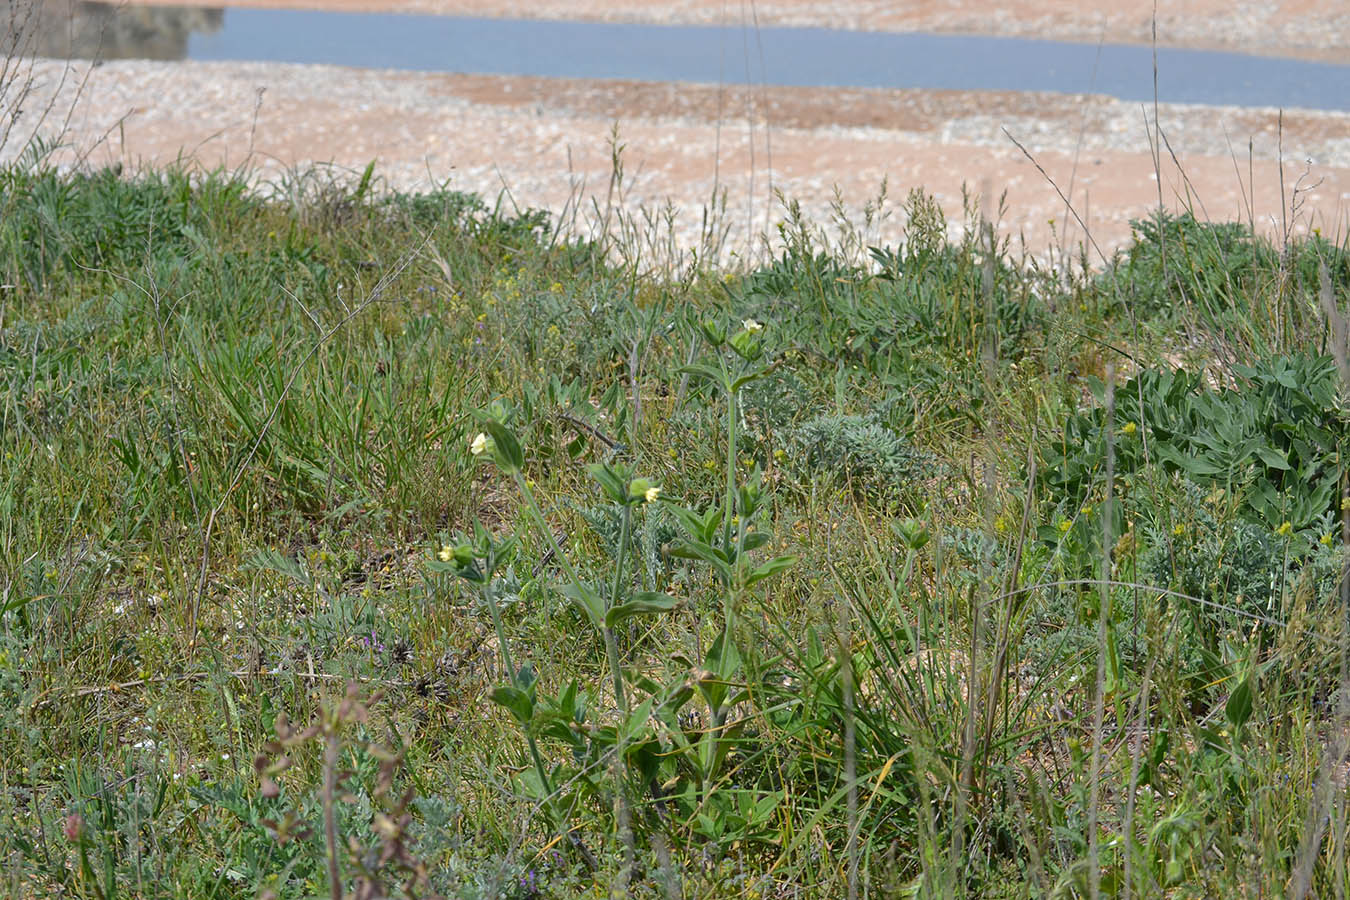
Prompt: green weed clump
<box><xmin>1</xmin><ymin>158</ymin><xmax>1348</xmax><ymax>900</ymax></box>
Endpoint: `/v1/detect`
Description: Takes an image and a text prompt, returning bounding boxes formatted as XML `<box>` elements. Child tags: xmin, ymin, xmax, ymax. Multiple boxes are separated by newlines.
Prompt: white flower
<box><xmin>742</xmin><ymin>318</ymin><xmax>763</xmax><ymax>333</ymax></box>
<box><xmin>437</xmin><ymin>545</ymin><xmax>453</xmax><ymax>562</ymax></box>
<box><xmin>645</xmin><ymin>485</ymin><xmax>662</xmax><ymax>503</ymax></box>
<box><xmin>470</xmin><ymin>432</ymin><xmax>490</xmax><ymax>456</ymax></box>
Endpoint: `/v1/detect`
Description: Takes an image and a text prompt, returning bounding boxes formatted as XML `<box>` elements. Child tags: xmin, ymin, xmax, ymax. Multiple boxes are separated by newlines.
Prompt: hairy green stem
<box><xmin>482</xmin><ymin>579</ymin><xmax>518</xmax><ymax>685</ymax></box>
<box><xmin>511</xmin><ymin>469</ymin><xmax>629</xmax><ymax>713</ymax></box>
<box><xmin>722</xmin><ymin>363</ymin><xmax>739</xmax><ymax>632</ymax></box>
<box><xmin>323</xmin><ymin>730</ymin><xmax>342</xmax><ymax>900</ymax></box>
<box><xmin>607</xmin><ymin>503</ymin><xmax>633</xmax><ymax>714</ymax></box>
<box><xmin>511</xmin><ymin>470</ymin><xmax>584</xmax><ymax>586</ymax></box>
<box><xmin>479</xmin><ymin>576</ymin><xmax>558</xmax><ymax>838</ymax></box>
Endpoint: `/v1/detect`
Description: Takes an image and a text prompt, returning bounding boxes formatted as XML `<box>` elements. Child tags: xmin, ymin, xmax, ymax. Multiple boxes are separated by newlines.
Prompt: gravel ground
<box><xmin>5</xmin><ymin>50</ymin><xmax>1350</xmax><ymax>264</ymax></box>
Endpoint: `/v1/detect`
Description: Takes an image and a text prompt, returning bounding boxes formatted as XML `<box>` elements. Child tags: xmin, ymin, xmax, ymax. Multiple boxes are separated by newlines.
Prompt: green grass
<box><xmin>0</xmin><ymin>158</ymin><xmax>1347</xmax><ymax>899</ymax></box>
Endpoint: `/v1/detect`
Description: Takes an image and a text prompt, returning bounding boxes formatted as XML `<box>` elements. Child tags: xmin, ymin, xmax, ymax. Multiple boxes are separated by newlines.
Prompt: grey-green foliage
<box><xmin>788</xmin><ymin>412</ymin><xmax>932</xmax><ymax>500</ymax></box>
<box><xmin>1138</xmin><ymin>479</ymin><xmax>1344</xmax><ymax>620</ymax></box>
<box><xmin>741</xmin><ymin>367</ymin><xmax>812</xmax><ymax>435</ymax></box>
<box><xmin>575</xmin><ymin>501</ymin><xmax>681</xmax><ymax>588</ymax></box>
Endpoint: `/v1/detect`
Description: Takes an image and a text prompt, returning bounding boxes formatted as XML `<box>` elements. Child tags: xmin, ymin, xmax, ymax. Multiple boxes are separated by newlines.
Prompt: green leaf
<box><xmin>740</xmin><ymin>531</ymin><xmax>771</xmax><ymax>552</ymax></box>
<box><xmin>586</xmin><ymin>463</ymin><xmax>629</xmax><ymax>505</ymax></box>
<box><xmin>1253</xmin><ymin>444</ymin><xmax>1291</xmax><ymax>470</ymax></box>
<box><xmin>489</xmin><ymin>685</ymin><xmax>534</xmax><ymax>724</ymax></box>
<box><xmin>1225</xmin><ymin>674</ymin><xmax>1254</xmax><ymax>731</ymax></box>
<box><xmin>678</xmin><ymin>363</ymin><xmax>727</xmax><ymax>390</ymax></box>
<box><xmin>667</xmin><ymin>503</ymin><xmax>723</xmax><ymax>544</ymax></box>
<box><xmin>669</xmin><ymin>540</ymin><xmax>732</xmax><ymax>580</ymax></box>
<box><xmin>480</xmin><ymin>419</ymin><xmax>524</xmax><ymax>472</ymax></box>
<box><xmin>560</xmin><ymin>582</ymin><xmax>605</xmax><ymax>629</ymax></box>
<box><xmin>558</xmin><ymin>680</ymin><xmax>578</xmax><ymax>720</ymax></box>
<box><xmin>705</xmin><ymin>632</ymin><xmax>741</xmax><ymax>682</ymax></box>
<box><xmin>746</xmin><ymin>555</ymin><xmax>798</xmax><ymax>586</ymax></box>
<box><xmin>620</xmin><ymin>697</ymin><xmax>655</xmax><ymax>743</ymax></box>
<box><xmin>1154</xmin><ymin>442</ymin><xmax>1222</xmax><ymax>477</ymax></box>
<box><xmin>731</xmin><ymin>370</ymin><xmax>768</xmax><ymax>391</ymax></box>
<box><xmin>752</xmin><ymin>791</ymin><xmax>783</xmax><ymax>824</ymax></box>
<box><xmin>605</xmin><ymin>592</ymin><xmax>678</xmax><ymax>628</ymax></box>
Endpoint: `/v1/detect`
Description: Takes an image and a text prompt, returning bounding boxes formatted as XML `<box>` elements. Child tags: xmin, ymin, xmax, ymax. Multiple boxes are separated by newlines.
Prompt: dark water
<box><xmin>24</xmin><ymin>2</ymin><xmax>1350</xmax><ymax>112</ymax></box>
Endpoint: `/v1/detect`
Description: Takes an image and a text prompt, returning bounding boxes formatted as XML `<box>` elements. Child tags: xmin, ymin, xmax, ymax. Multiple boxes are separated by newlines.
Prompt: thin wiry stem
<box><xmin>1087</xmin><ymin>365</ymin><xmax>1115</xmax><ymax>900</ymax></box>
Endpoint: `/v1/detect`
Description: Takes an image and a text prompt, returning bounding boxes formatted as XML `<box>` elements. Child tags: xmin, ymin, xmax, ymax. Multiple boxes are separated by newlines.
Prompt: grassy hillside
<box><xmin>0</xmin><ymin>160</ymin><xmax>1347</xmax><ymax>898</ymax></box>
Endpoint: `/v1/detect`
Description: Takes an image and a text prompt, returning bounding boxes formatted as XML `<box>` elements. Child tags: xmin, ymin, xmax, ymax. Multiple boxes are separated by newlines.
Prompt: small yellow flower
<box><xmin>1321</xmin><ymin>533</ymin><xmax>1335</xmax><ymax>546</ymax></box>
<box><xmin>628</xmin><ymin>477</ymin><xmax>661</xmax><ymax>503</ymax></box>
<box><xmin>470</xmin><ymin>432</ymin><xmax>490</xmax><ymax>456</ymax></box>
<box><xmin>742</xmin><ymin>318</ymin><xmax>763</xmax><ymax>333</ymax></box>
<box><xmin>1121</xmin><ymin>422</ymin><xmax>1137</xmax><ymax>436</ymax></box>
<box><xmin>1276</xmin><ymin>521</ymin><xmax>1293</xmax><ymax>537</ymax></box>
<box><xmin>1172</xmin><ymin>523</ymin><xmax>1186</xmax><ymax>537</ymax></box>
<box><xmin>437</xmin><ymin>545</ymin><xmax>453</xmax><ymax>562</ymax></box>
<box><xmin>1058</xmin><ymin>519</ymin><xmax>1072</xmax><ymax>534</ymax></box>
<box><xmin>1081</xmin><ymin>505</ymin><xmax>1093</xmax><ymax>517</ymax></box>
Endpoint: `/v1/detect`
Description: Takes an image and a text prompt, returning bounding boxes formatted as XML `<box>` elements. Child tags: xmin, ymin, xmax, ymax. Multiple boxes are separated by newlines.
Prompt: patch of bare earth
<box><xmin>8</xmin><ymin>54</ymin><xmax>1349</xmax><ymax>263</ymax></box>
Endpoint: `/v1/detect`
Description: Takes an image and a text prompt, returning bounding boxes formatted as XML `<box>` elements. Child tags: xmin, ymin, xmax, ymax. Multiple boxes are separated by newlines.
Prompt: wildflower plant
<box><xmin>435</xmin><ymin>312</ymin><xmax>800</xmax><ymax>868</ymax></box>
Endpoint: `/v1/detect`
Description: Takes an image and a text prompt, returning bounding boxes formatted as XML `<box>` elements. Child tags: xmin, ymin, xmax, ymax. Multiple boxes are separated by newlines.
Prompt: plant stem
<box><xmin>721</xmin><ymin>362</ymin><xmax>739</xmax><ymax>631</ymax></box>
<box><xmin>512</xmin><ymin>471</ymin><xmax>583</xmax><ymax>586</ymax></box>
<box><xmin>511</xmin><ymin>469</ymin><xmax>629</xmax><ymax>713</ymax></box>
<box><xmin>483</xmin><ymin>580</ymin><xmax>517</xmax><ymax>686</ymax></box>
<box><xmin>323</xmin><ymin>729</ymin><xmax>342</xmax><ymax>900</ymax></box>
<box><xmin>607</xmin><ymin>504</ymin><xmax>633</xmax><ymax>714</ymax></box>
<box><xmin>508</xmin><ymin>462</ymin><xmax>631</xmax><ymax>887</ymax></box>
<box><xmin>479</xmin><ymin>581</ymin><xmax>558</xmax><ymax>837</ymax></box>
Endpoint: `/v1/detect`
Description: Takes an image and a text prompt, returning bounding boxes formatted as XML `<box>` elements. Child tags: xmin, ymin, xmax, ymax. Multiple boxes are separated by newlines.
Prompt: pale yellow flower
<box><xmin>438</xmin><ymin>545</ymin><xmax>453</xmax><ymax>562</ymax></box>
<box><xmin>645</xmin><ymin>485</ymin><xmax>662</xmax><ymax>503</ymax></box>
<box><xmin>742</xmin><ymin>318</ymin><xmax>763</xmax><ymax>333</ymax></box>
<box><xmin>470</xmin><ymin>433</ymin><xmax>490</xmax><ymax>456</ymax></box>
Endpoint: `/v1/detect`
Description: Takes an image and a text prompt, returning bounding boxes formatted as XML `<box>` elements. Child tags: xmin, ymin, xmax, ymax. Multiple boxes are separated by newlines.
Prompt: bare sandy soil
<box><xmin>133</xmin><ymin>0</ymin><xmax>1350</xmax><ymax>59</ymax></box>
<box><xmin>6</xmin><ymin>1</ymin><xmax>1350</xmax><ymax>264</ymax></box>
<box><xmin>8</xmin><ymin>55</ymin><xmax>1349</xmax><ymax>265</ymax></box>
